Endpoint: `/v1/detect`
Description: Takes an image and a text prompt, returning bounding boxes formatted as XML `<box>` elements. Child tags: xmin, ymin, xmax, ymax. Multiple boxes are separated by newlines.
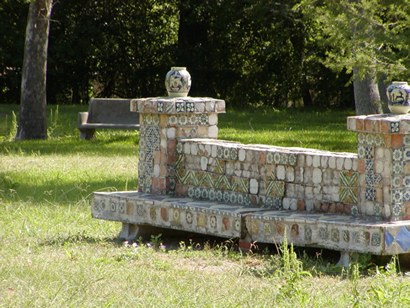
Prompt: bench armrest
<box><xmin>78</xmin><ymin>112</ymin><xmax>89</xmax><ymax>127</ymax></box>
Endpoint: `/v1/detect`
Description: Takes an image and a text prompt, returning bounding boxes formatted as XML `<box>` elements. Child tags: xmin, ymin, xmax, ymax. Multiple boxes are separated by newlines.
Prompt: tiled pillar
<box><xmin>131</xmin><ymin>97</ymin><xmax>225</xmax><ymax>195</ymax></box>
<box><xmin>347</xmin><ymin>114</ymin><xmax>410</xmax><ymax>221</ymax></box>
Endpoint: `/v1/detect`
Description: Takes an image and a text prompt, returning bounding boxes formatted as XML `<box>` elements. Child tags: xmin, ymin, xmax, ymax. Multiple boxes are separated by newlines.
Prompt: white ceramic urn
<box><xmin>386</xmin><ymin>81</ymin><xmax>410</xmax><ymax>114</ymax></box>
<box><xmin>165</xmin><ymin>67</ymin><xmax>191</xmax><ymax>97</ymax></box>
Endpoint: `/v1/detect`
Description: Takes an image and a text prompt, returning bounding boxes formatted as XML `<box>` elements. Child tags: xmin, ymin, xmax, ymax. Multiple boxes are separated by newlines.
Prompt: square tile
<box><xmin>176</xmin><ymin>101</ymin><xmax>186</xmax><ymax>113</ymax></box>
<box><xmin>365</xmin><ymin>146</ymin><xmax>374</xmax><ymax>159</ymax></box>
<box><xmin>393</xmin><ymin>148</ymin><xmax>404</xmax><ymax>161</ymax></box>
<box><xmin>390</xmin><ymin>121</ymin><xmax>400</xmax><ymax>133</ymax></box>
<box><xmin>365</xmin><ymin>187</ymin><xmax>376</xmax><ymax>201</ymax></box>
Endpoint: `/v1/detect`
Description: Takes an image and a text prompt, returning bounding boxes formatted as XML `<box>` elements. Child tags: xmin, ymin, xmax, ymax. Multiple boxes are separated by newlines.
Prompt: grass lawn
<box><xmin>1</xmin><ymin>104</ymin><xmax>410</xmax><ymax>307</ymax></box>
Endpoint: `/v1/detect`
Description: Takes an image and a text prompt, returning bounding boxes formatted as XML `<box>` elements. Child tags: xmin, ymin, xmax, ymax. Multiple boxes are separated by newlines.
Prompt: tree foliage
<box><xmin>298</xmin><ymin>0</ymin><xmax>410</xmax><ymax>81</ymax></box>
<box><xmin>5</xmin><ymin>0</ymin><xmax>410</xmax><ymax>109</ymax></box>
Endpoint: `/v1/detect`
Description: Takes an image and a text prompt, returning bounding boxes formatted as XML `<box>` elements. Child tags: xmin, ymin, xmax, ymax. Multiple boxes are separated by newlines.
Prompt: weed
<box><xmin>6</xmin><ymin>111</ymin><xmax>17</xmax><ymax>141</ymax></box>
<box><xmin>47</xmin><ymin>106</ymin><xmax>60</xmax><ymax>137</ymax></box>
<box><xmin>274</xmin><ymin>236</ymin><xmax>312</xmax><ymax>304</ymax></box>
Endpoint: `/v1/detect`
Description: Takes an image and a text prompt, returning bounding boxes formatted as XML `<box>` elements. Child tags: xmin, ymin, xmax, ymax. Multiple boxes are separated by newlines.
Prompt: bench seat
<box><xmin>91</xmin><ymin>191</ymin><xmax>410</xmax><ymax>256</ymax></box>
<box><xmin>78</xmin><ymin>98</ymin><xmax>140</xmax><ymax>139</ymax></box>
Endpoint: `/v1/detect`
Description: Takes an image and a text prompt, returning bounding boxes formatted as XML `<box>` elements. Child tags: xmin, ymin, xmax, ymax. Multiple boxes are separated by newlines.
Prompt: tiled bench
<box><xmin>91</xmin><ymin>95</ymin><xmax>410</xmax><ymax>266</ymax></box>
<box><xmin>92</xmin><ymin>191</ymin><xmax>410</xmax><ymax>264</ymax></box>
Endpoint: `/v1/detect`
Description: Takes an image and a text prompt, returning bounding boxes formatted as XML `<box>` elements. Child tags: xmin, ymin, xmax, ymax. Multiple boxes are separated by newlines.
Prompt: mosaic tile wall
<box><xmin>131</xmin><ymin>97</ymin><xmax>225</xmax><ymax>195</ymax></box>
<box><xmin>92</xmin><ymin>101</ymin><xmax>410</xmax><ymax>256</ymax></box>
<box><xmin>347</xmin><ymin>114</ymin><xmax>410</xmax><ymax>221</ymax></box>
<box><xmin>174</xmin><ymin>138</ymin><xmax>360</xmax><ymax>216</ymax></box>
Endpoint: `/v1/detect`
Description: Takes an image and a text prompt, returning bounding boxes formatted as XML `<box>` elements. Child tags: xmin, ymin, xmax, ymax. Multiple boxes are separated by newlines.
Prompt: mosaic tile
<box><xmin>365</xmin><ymin>134</ymin><xmax>375</xmax><ymax>145</ymax></box>
<box><xmin>354</xmin><ymin>231</ymin><xmax>370</xmax><ymax>245</ymax></box>
<box><xmin>365</xmin><ymin>146</ymin><xmax>374</xmax><ymax>159</ymax></box>
<box><xmin>339</xmin><ymin>186</ymin><xmax>358</xmax><ymax>204</ymax></box>
<box><xmin>404</xmin><ymin>191</ymin><xmax>410</xmax><ymax>202</ymax></box>
<box><xmin>198</xmin><ymin>172</ymin><xmax>215</xmax><ymax>188</ymax></box>
<box><xmin>404</xmin><ymin>148</ymin><xmax>410</xmax><ymax>161</ymax></box>
<box><xmin>392</xmin><ymin>161</ymin><xmax>404</xmax><ymax>175</ymax></box>
<box><xmin>331</xmin><ymin>228</ymin><xmax>340</xmax><ymax>242</ymax></box>
<box><xmin>266</xmin><ymin>152</ymin><xmax>274</xmax><ymax>164</ymax></box>
<box><xmin>374</xmin><ymin>203</ymin><xmax>382</xmax><ymax>217</ymax></box>
<box><xmin>208</xmin><ymin>188</ymin><xmax>216</xmax><ymax>201</ymax></box>
<box><xmin>390</xmin><ymin>121</ymin><xmax>400</xmax><ymax>133</ymax></box>
<box><xmin>266</xmin><ymin>180</ymin><xmax>285</xmax><ymax>197</ymax></box>
<box><xmin>223</xmin><ymin>148</ymin><xmax>231</xmax><ymax>160</ymax></box>
<box><xmin>319</xmin><ymin>227</ymin><xmax>329</xmax><ymax>240</ymax></box>
<box><xmin>392</xmin><ymin>203</ymin><xmax>403</xmax><ymax>217</ymax></box>
<box><xmin>358</xmin><ymin>133</ymin><xmax>366</xmax><ymax>144</ymax></box>
<box><xmin>215</xmin><ymin>190</ymin><xmax>223</xmax><ymax>202</ymax></box>
<box><xmin>365</xmin><ymin>172</ymin><xmax>381</xmax><ymax>186</ymax></box>
<box><xmin>340</xmin><ymin>171</ymin><xmax>359</xmax><ymax>187</ymax></box>
<box><xmin>273</xmin><ymin>153</ymin><xmax>281</xmax><ymax>164</ymax></box>
<box><xmin>157</xmin><ymin>101</ymin><xmax>164</xmax><ymax>112</ymax></box>
<box><xmin>357</xmin><ymin>145</ymin><xmax>366</xmax><ymax>159</ymax></box>
<box><xmin>187</xmin><ymin>115</ymin><xmax>198</xmax><ymax>125</ymax></box>
<box><xmin>391</xmin><ymin>189</ymin><xmax>403</xmax><ymax>204</ymax></box>
<box><xmin>365</xmin><ymin>187</ymin><xmax>376</xmax><ymax>201</ymax></box>
<box><xmin>198</xmin><ymin>114</ymin><xmax>208</xmax><ymax>125</ymax></box>
<box><xmin>392</xmin><ymin>148</ymin><xmax>404</xmax><ymax>161</ymax></box>
<box><xmin>394</xmin><ymin>226</ymin><xmax>410</xmax><ymax>251</ymax></box>
<box><xmin>288</xmin><ymin>154</ymin><xmax>297</xmax><ymax>166</ymax></box>
<box><xmin>223</xmin><ymin>191</ymin><xmax>230</xmax><ymax>203</ymax></box>
<box><xmin>168</xmin><ymin>177</ymin><xmax>176</xmax><ymax>192</ymax></box>
<box><xmin>365</xmin><ymin>159</ymin><xmax>374</xmax><ymax>172</ymax></box>
<box><xmin>237</xmin><ymin>193</ymin><xmax>245</xmax><ymax>205</ymax></box>
<box><xmin>215</xmin><ymin>175</ymin><xmax>231</xmax><ymax>190</ymax></box>
<box><xmin>392</xmin><ymin>176</ymin><xmax>403</xmax><ymax>188</ymax></box>
<box><xmin>371</xmin><ymin>233</ymin><xmax>381</xmax><ymax>247</ymax></box>
<box><xmin>186</xmin><ymin>102</ymin><xmax>195</xmax><ymax>112</ymax></box>
<box><xmin>176</xmin><ymin>101</ymin><xmax>186</xmax><ymax>113</ymax></box>
<box><xmin>178</xmin><ymin>115</ymin><xmax>188</xmax><ymax>125</ymax></box>
<box><xmin>374</xmin><ymin>135</ymin><xmax>384</xmax><ymax>146</ymax></box>
<box><xmin>342</xmin><ymin>230</ymin><xmax>350</xmax><ymax>243</ymax></box>
<box><xmin>169</xmin><ymin>115</ymin><xmax>178</xmax><ymax>126</ymax></box>
<box><xmin>404</xmin><ymin>135</ymin><xmax>410</xmax><ymax>146</ymax></box>
<box><xmin>176</xmin><ymin>143</ymin><xmax>184</xmax><ymax>154</ymax></box>
<box><xmin>305</xmin><ymin>226</ymin><xmax>312</xmax><ymax>242</ymax></box>
<box><xmin>217</xmin><ymin>146</ymin><xmax>224</xmax><ymax>159</ymax></box>
<box><xmin>229</xmin><ymin>192</ymin><xmax>238</xmax><ymax>204</ymax></box>
<box><xmin>351</xmin><ymin>205</ymin><xmax>359</xmax><ymax>216</ymax></box>
<box><xmin>279</xmin><ymin>153</ymin><xmax>289</xmax><ymax>165</ymax></box>
<box><xmin>187</xmin><ymin>186</ymin><xmax>195</xmax><ymax>198</ymax></box>
<box><xmin>231</xmin><ymin>177</ymin><xmax>248</xmax><ymax>193</ymax></box>
<box><xmin>230</xmin><ymin>148</ymin><xmax>238</xmax><ymax>160</ymax></box>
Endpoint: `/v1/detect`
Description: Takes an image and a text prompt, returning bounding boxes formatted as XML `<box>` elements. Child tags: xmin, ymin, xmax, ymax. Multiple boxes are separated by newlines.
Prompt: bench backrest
<box><xmin>87</xmin><ymin>98</ymin><xmax>139</xmax><ymax>125</ymax></box>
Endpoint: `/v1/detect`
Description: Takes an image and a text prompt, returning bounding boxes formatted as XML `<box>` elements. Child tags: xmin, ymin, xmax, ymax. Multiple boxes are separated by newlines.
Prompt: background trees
<box><xmin>1</xmin><ymin>0</ymin><xmax>409</xmax><ymax>111</ymax></box>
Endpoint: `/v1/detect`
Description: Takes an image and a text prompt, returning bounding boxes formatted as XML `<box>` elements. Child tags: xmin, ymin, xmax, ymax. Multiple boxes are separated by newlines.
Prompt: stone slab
<box><xmin>92</xmin><ymin>191</ymin><xmax>265</xmax><ymax>239</ymax></box>
<box><xmin>92</xmin><ymin>191</ymin><xmax>410</xmax><ymax>255</ymax></box>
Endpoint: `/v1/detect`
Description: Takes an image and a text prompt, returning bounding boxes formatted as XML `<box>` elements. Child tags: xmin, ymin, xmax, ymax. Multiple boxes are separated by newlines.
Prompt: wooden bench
<box><xmin>77</xmin><ymin>98</ymin><xmax>140</xmax><ymax>139</ymax></box>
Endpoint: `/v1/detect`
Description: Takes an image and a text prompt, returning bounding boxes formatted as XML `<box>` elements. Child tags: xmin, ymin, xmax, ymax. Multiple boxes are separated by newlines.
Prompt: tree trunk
<box><xmin>16</xmin><ymin>0</ymin><xmax>53</xmax><ymax>140</ymax></box>
<box><xmin>353</xmin><ymin>69</ymin><xmax>383</xmax><ymax>115</ymax></box>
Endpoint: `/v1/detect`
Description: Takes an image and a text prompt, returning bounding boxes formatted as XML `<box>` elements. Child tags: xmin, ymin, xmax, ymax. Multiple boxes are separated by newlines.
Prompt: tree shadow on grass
<box><xmin>0</xmin><ymin>136</ymin><xmax>139</xmax><ymax>157</ymax></box>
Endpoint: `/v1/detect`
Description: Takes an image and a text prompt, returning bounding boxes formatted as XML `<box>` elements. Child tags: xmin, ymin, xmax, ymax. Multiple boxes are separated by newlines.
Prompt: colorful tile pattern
<box><xmin>94</xmin><ymin>103</ymin><xmax>410</xmax><ymax>259</ymax></box>
<box><xmin>93</xmin><ymin>191</ymin><xmax>410</xmax><ymax>255</ymax></box>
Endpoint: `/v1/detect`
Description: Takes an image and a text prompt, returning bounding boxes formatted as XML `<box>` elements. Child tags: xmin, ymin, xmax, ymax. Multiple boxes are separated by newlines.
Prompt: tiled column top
<box><xmin>130</xmin><ymin>97</ymin><xmax>225</xmax><ymax>114</ymax></box>
<box><xmin>347</xmin><ymin>114</ymin><xmax>410</xmax><ymax>134</ymax></box>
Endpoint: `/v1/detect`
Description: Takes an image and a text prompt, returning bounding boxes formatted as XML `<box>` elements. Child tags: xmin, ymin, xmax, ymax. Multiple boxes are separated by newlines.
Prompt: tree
<box><xmin>16</xmin><ymin>0</ymin><xmax>52</xmax><ymax>140</ymax></box>
<box><xmin>297</xmin><ymin>0</ymin><xmax>410</xmax><ymax>114</ymax></box>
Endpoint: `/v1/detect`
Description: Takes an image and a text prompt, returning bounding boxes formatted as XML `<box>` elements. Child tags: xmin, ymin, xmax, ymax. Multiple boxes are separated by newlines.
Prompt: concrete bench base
<box><xmin>91</xmin><ymin>191</ymin><xmax>410</xmax><ymax>258</ymax></box>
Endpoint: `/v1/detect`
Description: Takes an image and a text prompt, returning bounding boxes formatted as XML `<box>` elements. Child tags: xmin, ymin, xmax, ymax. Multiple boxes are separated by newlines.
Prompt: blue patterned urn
<box><xmin>386</xmin><ymin>81</ymin><xmax>410</xmax><ymax>114</ymax></box>
<box><xmin>165</xmin><ymin>67</ymin><xmax>191</xmax><ymax>97</ymax></box>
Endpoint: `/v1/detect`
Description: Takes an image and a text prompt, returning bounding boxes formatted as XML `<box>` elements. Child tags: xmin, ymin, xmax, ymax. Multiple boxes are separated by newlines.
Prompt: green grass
<box><xmin>1</xmin><ymin>104</ymin><xmax>410</xmax><ymax>307</ymax></box>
